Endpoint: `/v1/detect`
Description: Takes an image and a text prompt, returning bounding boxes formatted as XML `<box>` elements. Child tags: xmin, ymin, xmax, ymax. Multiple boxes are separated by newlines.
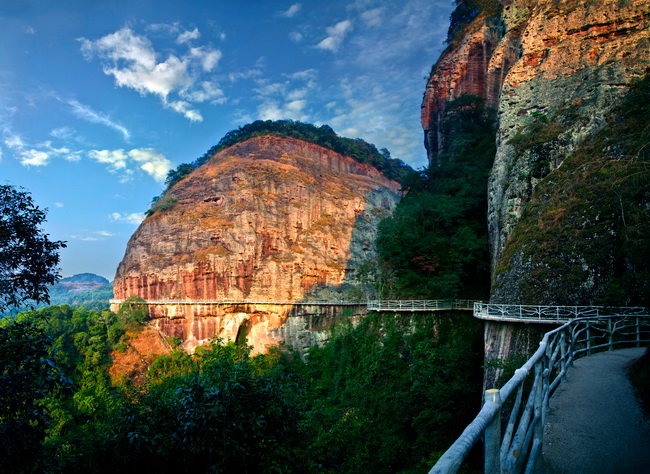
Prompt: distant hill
<box><xmin>1</xmin><ymin>273</ymin><xmax>114</xmax><ymax>318</ymax></box>
<box><xmin>53</xmin><ymin>273</ymin><xmax>110</xmax><ymax>295</ymax></box>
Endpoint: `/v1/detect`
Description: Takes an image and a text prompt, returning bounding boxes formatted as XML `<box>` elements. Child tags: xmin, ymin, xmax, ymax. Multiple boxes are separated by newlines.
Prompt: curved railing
<box><xmin>474</xmin><ymin>302</ymin><xmax>647</xmax><ymax>323</ymax></box>
<box><xmin>429</xmin><ymin>314</ymin><xmax>650</xmax><ymax>473</ymax></box>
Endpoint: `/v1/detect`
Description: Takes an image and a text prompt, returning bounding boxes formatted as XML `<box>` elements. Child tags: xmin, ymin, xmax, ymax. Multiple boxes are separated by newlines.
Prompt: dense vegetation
<box><xmin>0</xmin><ymin>307</ymin><xmax>482</xmax><ymax>473</ymax></box>
<box><xmin>376</xmin><ymin>95</ymin><xmax>496</xmax><ymax>299</ymax></box>
<box><xmin>160</xmin><ymin>119</ymin><xmax>413</xmax><ymax>194</ymax></box>
<box><xmin>495</xmin><ymin>75</ymin><xmax>650</xmax><ymax>305</ymax></box>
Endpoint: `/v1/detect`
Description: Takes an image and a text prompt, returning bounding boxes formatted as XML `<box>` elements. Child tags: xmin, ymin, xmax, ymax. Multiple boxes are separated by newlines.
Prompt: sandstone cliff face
<box><xmin>114</xmin><ymin>136</ymin><xmax>400</xmax><ymax>352</ymax></box>
<box><xmin>422</xmin><ymin>0</ymin><xmax>650</xmax><ymax>302</ymax></box>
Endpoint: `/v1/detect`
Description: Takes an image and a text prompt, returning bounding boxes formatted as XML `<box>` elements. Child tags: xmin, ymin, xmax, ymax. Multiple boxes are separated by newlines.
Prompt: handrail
<box><xmin>110</xmin><ymin>298</ymin><xmax>482</xmax><ymax>311</ymax></box>
<box><xmin>109</xmin><ymin>298</ymin><xmax>367</xmax><ymax>306</ymax></box>
<box><xmin>367</xmin><ymin>299</ymin><xmax>480</xmax><ymax>311</ymax></box>
<box><xmin>430</xmin><ymin>314</ymin><xmax>650</xmax><ymax>473</ymax></box>
<box><xmin>474</xmin><ymin>302</ymin><xmax>647</xmax><ymax>323</ymax></box>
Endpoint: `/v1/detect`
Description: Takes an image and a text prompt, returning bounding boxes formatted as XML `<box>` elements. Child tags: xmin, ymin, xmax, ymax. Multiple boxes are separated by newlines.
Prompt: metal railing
<box><xmin>430</xmin><ymin>314</ymin><xmax>650</xmax><ymax>473</ymax></box>
<box><xmin>367</xmin><ymin>299</ymin><xmax>480</xmax><ymax>312</ymax></box>
<box><xmin>110</xmin><ymin>298</ymin><xmax>481</xmax><ymax>311</ymax></box>
<box><xmin>474</xmin><ymin>302</ymin><xmax>647</xmax><ymax>323</ymax></box>
<box><xmin>109</xmin><ymin>298</ymin><xmax>367</xmax><ymax>306</ymax></box>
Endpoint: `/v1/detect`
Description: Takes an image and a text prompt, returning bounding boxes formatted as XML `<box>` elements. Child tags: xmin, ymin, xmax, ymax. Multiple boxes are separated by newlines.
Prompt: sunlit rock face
<box><xmin>422</xmin><ymin>0</ymin><xmax>650</xmax><ymax>296</ymax></box>
<box><xmin>113</xmin><ymin>135</ymin><xmax>401</xmax><ymax>352</ymax></box>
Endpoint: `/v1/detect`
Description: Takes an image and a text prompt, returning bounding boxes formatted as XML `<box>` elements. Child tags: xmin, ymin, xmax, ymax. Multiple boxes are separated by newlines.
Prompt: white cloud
<box><xmin>65</xmin><ymin>98</ymin><xmax>130</xmax><ymax>141</ymax></box>
<box><xmin>95</xmin><ymin>230</ymin><xmax>114</xmax><ymax>236</ymax></box>
<box><xmin>189</xmin><ymin>46</ymin><xmax>222</xmax><ymax>72</ymax></box>
<box><xmin>127</xmin><ymin>148</ymin><xmax>173</xmax><ymax>182</ymax></box>
<box><xmin>79</xmin><ymin>27</ymin><xmax>224</xmax><ymax>121</ymax></box>
<box><xmin>25</xmin><ymin>26</ymin><xmax>36</xmax><ymax>34</ymax></box>
<box><xmin>316</xmin><ymin>20</ymin><xmax>352</xmax><ymax>52</ymax></box>
<box><xmin>280</xmin><ymin>3</ymin><xmax>302</xmax><ymax>18</ymax></box>
<box><xmin>19</xmin><ymin>149</ymin><xmax>51</xmax><ymax>166</ymax></box>
<box><xmin>252</xmin><ymin>69</ymin><xmax>317</xmax><ymax>122</ymax></box>
<box><xmin>176</xmin><ymin>28</ymin><xmax>200</xmax><ymax>44</ymax></box>
<box><xmin>228</xmin><ymin>68</ymin><xmax>263</xmax><ymax>82</ymax></box>
<box><xmin>167</xmin><ymin>100</ymin><xmax>203</xmax><ymax>122</ymax></box>
<box><xmin>88</xmin><ymin>149</ymin><xmax>128</xmax><ymax>172</ymax></box>
<box><xmin>70</xmin><ymin>235</ymin><xmax>100</xmax><ymax>241</ymax></box>
<box><xmin>110</xmin><ymin>212</ymin><xmax>145</xmax><ymax>225</ymax></box>
<box><xmin>2</xmin><ymin>132</ymin><xmax>81</xmax><ymax>166</ymax></box>
<box><xmin>50</xmin><ymin>126</ymin><xmax>76</xmax><ymax>140</ymax></box>
<box><xmin>54</xmin><ymin>202</ymin><xmax>64</xmax><ymax>208</ymax></box>
<box><xmin>181</xmin><ymin>81</ymin><xmax>226</xmax><ymax>104</ymax></box>
<box><xmin>361</xmin><ymin>8</ymin><xmax>384</xmax><ymax>27</ymax></box>
<box><xmin>288</xmin><ymin>31</ymin><xmax>303</xmax><ymax>43</ymax></box>
<box><xmin>89</xmin><ymin>147</ymin><xmax>172</xmax><ymax>182</ymax></box>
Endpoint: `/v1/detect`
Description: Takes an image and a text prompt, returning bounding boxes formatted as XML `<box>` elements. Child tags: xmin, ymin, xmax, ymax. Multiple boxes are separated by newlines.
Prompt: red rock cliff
<box><xmin>113</xmin><ymin>136</ymin><xmax>401</xmax><ymax>352</ymax></box>
<box><xmin>422</xmin><ymin>0</ymin><xmax>650</xmax><ymax>285</ymax></box>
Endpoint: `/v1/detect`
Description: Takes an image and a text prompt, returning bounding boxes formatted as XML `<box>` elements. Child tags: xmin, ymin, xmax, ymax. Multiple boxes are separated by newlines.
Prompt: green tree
<box><xmin>0</xmin><ymin>185</ymin><xmax>66</xmax><ymax>311</ymax></box>
<box><xmin>377</xmin><ymin>95</ymin><xmax>496</xmax><ymax>298</ymax></box>
<box><xmin>0</xmin><ymin>320</ymin><xmax>66</xmax><ymax>472</ymax></box>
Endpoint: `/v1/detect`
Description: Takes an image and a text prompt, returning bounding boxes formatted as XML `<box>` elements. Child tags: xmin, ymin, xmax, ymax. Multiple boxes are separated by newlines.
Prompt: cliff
<box><xmin>422</xmin><ymin>0</ymin><xmax>650</xmax><ymax>304</ymax></box>
<box><xmin>114</xmin><ymin>135</ymin><xmax>401</xmax><ymax>352</ymax></box>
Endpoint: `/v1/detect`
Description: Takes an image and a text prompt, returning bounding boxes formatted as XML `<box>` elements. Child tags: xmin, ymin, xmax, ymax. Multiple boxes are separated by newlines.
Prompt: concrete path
<box><xmin>541</xmin><ymin>347</ymin><xmax>650</xmax><ymax>473</ymax></box>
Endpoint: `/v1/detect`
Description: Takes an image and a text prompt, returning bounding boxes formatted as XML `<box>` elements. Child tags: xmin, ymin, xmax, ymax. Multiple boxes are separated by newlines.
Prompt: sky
<box><xmin>0</xmin><ymin>0</ymin><xmax>454</xmax><ymax>280</ymax></box>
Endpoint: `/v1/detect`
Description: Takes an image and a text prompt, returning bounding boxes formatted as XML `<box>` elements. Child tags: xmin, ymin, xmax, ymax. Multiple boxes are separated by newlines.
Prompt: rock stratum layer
<box><xmin>114</xmin><ymin>136</ymin><xmax>400</xmax><ymax>352</ymax></box>
<box><xmin>423</xmin><ymin>0</ymin><xmax>650</xmax><ymax>304</ymax></box>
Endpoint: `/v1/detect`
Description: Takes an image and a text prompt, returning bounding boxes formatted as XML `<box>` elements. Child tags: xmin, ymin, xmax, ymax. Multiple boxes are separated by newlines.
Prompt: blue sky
<box><xmin>0</xmin><ymin>0</ymin><xmax>453</xmax><ymax>280</ymax></box>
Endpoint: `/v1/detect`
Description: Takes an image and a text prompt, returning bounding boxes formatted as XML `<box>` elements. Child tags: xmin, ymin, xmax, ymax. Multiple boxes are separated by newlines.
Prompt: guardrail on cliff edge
<box><xmin>429</xmin><ymin>313</ymin><xmax>650</xmax><ymax>473</ymax></box>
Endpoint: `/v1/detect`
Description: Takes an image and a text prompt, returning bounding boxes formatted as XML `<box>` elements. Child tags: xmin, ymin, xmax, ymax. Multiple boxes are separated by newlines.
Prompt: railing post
<box><xmin>636</xmin><ymin>317</ymin><xmax>641</xmax><ymax>347</ymax></box>
<box><xmin>560</xmin><ymin>332</ymin><xmax>568</xmax><ymax>381</ymax></box>
<box><xmin>484</xmin><ymin>389</ymin><xmax>502</xmax><ymax>474</ymax></box>
<box><xmin>608</xmin><ymin>318</ymin><xmax>613</xmax><ymax>351</ymax></box>
<box><xmin>586</xmin><ymin>322</ymin><xmax>591</xmax><ymax>355</ymax></box>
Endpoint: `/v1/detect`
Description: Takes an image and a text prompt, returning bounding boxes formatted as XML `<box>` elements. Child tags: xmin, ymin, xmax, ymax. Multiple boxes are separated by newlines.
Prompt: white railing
<box><xmin>474</xmin><ymin>302</ymin><xmax>647</xmax><ymax>323</ymax></box>
<box><xmin>367</xmin><ymin>300</ymin><xmax>480</xmax><ymax>311</ymax></box>
<box><xmin>111</xmin><ymin>298</ymin><xmax>481</xmax><ymax>311</ymax></box>
<box><xmin>109</xmin><ymin>298</ymin><xmax>367</xmax><ymax>306</ymax></box>
<box><xmin>430</xmin><ymin>314</ymin><xmax>650</xmax><ymax>473</ymax></box>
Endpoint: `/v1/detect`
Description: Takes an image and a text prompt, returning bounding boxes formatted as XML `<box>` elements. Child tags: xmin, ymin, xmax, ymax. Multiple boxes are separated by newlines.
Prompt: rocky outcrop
<box><xmin>114</xmin><ymin>135</ymin><xmax>401</xmax><ymax>352</ymax></box>
<box><xmin>422</xmin><ymin>0</ymin><xmax>650</xmax><ymax>302</ymax></box>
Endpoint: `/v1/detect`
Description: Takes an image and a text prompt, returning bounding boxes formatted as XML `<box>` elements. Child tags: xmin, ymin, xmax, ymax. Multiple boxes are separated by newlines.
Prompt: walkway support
<box><xmin>429</xmin><ymin>313</ymin><xmax>650</xmax><ymax>473</ymax></box>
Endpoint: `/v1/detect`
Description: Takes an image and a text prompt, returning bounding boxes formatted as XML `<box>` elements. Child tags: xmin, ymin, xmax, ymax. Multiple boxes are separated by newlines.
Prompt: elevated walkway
<box><xmin>474</xmin><ymin>303</ymin><xmax>647</xmax><ymax>323</ymax></box>
<box><xmin>541</xmin><ymin>347</ymin><xmax>650</xmax><ymax>473</ymax></box>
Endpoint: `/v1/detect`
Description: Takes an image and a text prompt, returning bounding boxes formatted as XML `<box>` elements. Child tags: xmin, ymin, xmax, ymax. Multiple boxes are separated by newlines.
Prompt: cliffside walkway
<box><xmin>429</xmin><ymin>313</ymin><xmax>650</xmax><ymax>474</ymax></box>
<box><xmin>109</xmin><ymin>298</ymin><xmax>367</xmax><ymax>306</ymax></box>
<box><xmin>541</xmin><ymin>347</ymin><xmax>650</xmax><ymax>473</ymax></box>
<box><xmin>109</xmin><ymin>298</ymin><xmax>479</xmax><ymax>311</ymax></box>
<box><xmin>367</xmin><ymin>299</ymin><xmax>477</xmax><ymax>311</ymax></box>
<box><xmin>474</xmin><ymin>302</ymin><xmax>647</xmax><ymax>323</ymax></box>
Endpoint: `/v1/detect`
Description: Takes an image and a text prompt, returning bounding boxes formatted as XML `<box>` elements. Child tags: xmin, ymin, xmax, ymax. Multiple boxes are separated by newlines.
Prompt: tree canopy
<box><xmin>377</xmin><ymin>95</ymin><xmax>496</xmax><ymax>299</ymax></box>
<box><xmin>160</xmin><ymin>120</ymin><xmax>414</xmax><ymax>194</ymax></box>
<box><xmin>0</xmin><ymin>185</ymin><xmax>66</xmax><ymax>311</ymax></box>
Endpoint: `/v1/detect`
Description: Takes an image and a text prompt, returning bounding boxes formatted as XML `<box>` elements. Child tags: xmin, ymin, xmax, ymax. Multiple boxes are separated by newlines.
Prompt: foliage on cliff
<box><xmin>161</xmin><ymin>120</ymin><xmax>413</xmax><ymax>194</ymax></box>
<box><xmin>377</xmin><ymin>95</ymin><xmax>495</xmax><ymax>298</ymax></box>
<box><xmin>495</xmin><ymin>75</ymin><xmax>650</xmax><ymax>305</ymax></box>
<box><xmin>446</xmin><ymin>0</ymin><xmax>501</xmax><ymax>45</ymax></box>
<box><xmin>2</xmin><ymin>305</ymin><xmax>483</xmax><ymax>473</ymax></box>
<box><xmin>298</xmin><ymin>311</ymin><xmax>483</xmax><ymax>472</ymax></box>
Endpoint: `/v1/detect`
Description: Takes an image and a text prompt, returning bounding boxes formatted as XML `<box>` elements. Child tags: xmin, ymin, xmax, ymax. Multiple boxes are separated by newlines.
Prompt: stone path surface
<box><xmin>541</xmin><ymin>347</ymin><xmax>650</xmax><ymax>474</ymax></box>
